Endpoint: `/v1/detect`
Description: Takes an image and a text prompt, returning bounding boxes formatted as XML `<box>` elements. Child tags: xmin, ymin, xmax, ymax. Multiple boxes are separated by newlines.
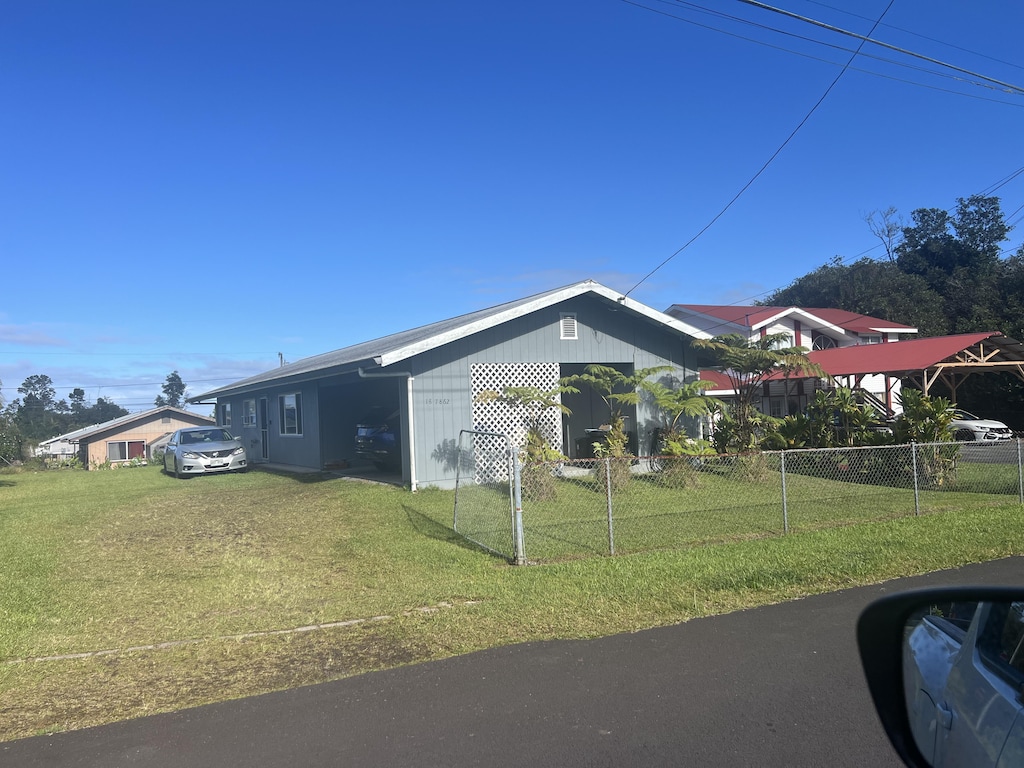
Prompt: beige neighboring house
<box><xmin>40</xmin><ymin>406</ymin><xmax>214</xmax><ymax>469</ymax></box>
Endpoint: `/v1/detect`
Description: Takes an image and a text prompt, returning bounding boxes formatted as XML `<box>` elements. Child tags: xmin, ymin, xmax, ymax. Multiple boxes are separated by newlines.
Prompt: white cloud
<box><xmin>0</xmin><ymin>324</ymin><xmax>70</xmax><ymax>347</ymax></box>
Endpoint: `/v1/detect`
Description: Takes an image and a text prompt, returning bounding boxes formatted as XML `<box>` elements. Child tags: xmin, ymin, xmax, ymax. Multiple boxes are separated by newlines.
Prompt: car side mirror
<box><xmin>858</xmin><ymin>587</ymin><xmax>1024</xmax><ymax>767</ymax></box>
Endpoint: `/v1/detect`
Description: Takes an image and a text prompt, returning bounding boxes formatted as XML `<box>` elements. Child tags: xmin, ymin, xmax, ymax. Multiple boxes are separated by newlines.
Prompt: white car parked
<box><xmin>949</xmin><ymin>409</ymin><xmax>1013</xmax><ymax>442</ymax></box>
<box><xmin>163</xmin><ymin>427</ymin><xmax>247</xmax><ymax>478</ymax></box>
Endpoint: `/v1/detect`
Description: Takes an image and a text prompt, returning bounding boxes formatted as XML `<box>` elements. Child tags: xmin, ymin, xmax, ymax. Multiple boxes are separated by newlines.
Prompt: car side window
<box><xmin>977</xmin><ymin>602</ymin><xmax>1024</xmax><ymax>680</ymax></box>
<box><xmin>918</xmin><ymin>602</ymin><xmax>978</xmax><ymax>641</ymax></box>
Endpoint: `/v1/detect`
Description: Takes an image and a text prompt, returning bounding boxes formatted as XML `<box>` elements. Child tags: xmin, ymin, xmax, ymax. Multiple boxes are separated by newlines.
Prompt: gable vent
<box><xmin>560</xmin><ymin>313</ymin><xmax>578</xmax><ymax>340</ymax></box>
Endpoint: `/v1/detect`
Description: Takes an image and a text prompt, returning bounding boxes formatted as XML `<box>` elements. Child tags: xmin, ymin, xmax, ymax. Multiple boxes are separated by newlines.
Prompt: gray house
<box><xmin>191</xmin><ymin>280</ymin><xmax>711</xmax><ymax>489</ymax></box>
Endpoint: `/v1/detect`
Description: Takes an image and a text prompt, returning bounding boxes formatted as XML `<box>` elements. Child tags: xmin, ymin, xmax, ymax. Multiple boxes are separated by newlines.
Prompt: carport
<box><xmin>318</xmin><ymin>373</ymin><xmax>405</xmax><ymax>477</ymax></box>
<box><xmin>807</xmin><ymin>331</ymin><xmax>1024</xmax><ymax>415</ymax></box>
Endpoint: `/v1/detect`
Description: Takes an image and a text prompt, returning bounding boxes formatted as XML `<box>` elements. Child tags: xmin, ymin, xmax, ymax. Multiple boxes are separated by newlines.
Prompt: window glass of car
<box><xmin>916</xmin><ymin>601</ymin><xmax>979</xmax><ymax>641</ymax></box>
<box><xmin>977</xmin><ymin>601</ymin><xmax>1024</xmax><ymax>680</ymax></box>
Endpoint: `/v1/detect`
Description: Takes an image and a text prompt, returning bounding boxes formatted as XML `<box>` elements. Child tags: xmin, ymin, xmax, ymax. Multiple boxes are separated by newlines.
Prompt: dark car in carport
<box><xmin>355</xmin><ymin>409</ymin><xmax>401</xmax><ymax>470</ymax></box>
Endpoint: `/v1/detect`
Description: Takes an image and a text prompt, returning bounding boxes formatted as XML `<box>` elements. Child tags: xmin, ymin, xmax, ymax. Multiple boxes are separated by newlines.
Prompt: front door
<box><xmin>259</xmin><ymin>397</ymin><xmax>269</xmax><ymax>461</ymax></box>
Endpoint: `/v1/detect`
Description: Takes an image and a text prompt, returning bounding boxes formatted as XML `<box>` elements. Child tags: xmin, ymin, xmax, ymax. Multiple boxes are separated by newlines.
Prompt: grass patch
<box><xmin>1</xmin><ymin>464</ymin><xmax>1022</xmax><ymax>741</ymax></box>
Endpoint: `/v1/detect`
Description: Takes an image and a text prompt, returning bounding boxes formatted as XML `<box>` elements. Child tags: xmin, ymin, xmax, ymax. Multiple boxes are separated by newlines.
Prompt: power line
<box><xmin>667</xmin><ymin>0</ymin><xmax>1020</xmax><ymax>96</ymax></box>
<box><xmin>736</xmin><ymin>0</ymin><xmax>1024</xmax><ymax>95</ymax></box>
<box><xmin>802</xmin><ymin>0</ymin><xmax>1024</xmax><ymax>74</ymax></box>
<box><xmin>624</xmin><ymin>0</ymin><xmax>897</xmax><ymax>298</ymax></box>
<box><xmin>629</xmin><ymin>0</ymin><xmax>1024</xmax><ymax>104</ymax></box>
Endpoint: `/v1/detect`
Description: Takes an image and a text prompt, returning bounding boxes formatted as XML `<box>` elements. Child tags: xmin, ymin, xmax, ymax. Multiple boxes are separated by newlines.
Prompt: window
<box><xmin>978</xmin><ymin>601</ymin><xmax>1024</xmax><ymax>678</ymax></box>
<box><xmin>920</xmin><ymin>602</ymin><xmax>979</xmax><ymax>641</ymax></box>
<box><xmin>861</xmin><ymin>335</ymin><xmax>882</xmax><ymax>345</ymax></box>
<box><xmin>107</xmin><ymin>440</ymin><xmax>145</xmax><ymax>461</ymax></box>
<box><xmin>220</xmin><ymin>403</ymin><xmax>232</xmax><ymax>427</ymax></box>
<box><xmin>279</xmin><ymin>393</ymin><xmax>302</xmax><ymax>435</ymax></box>
<box><xmin>812</xmin><ymin>332</ymin><xmax>837</xmax><ymax>350</ymax></box>
<box><xmin>560</xmin><ymin>313</ymin><xmax>578</xmax><ymax>340</ymax></box>
<box><xmin>242</xmin><ymin>399</ymin><xmax>257</xmax><ymax>427</ymax></box>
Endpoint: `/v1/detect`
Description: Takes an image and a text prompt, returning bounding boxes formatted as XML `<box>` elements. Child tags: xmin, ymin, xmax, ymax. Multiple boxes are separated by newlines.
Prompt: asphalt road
<box><xmin>4</xmin><ymin>557</ymin><xmax>1022</xmax><ymax>768</ymax></box>
<box><xmin>959</xmin><ymin>440</ymin><xmax>1020</xmax><ymax>464</ymax></box>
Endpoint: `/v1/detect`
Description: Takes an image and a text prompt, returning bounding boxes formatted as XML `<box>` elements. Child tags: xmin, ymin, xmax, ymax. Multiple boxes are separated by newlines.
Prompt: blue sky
<box><xmin>2</xmin><ymin>0</ymin><xmax>1022</xmax><ymax>413</ymax></box>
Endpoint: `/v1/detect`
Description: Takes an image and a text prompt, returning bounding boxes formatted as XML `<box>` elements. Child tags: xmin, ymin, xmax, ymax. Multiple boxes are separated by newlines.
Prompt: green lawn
<box><xmin>1</xmin><ymin>464</ymin><xmax>1023</xmax><ymax>741</ymax></box>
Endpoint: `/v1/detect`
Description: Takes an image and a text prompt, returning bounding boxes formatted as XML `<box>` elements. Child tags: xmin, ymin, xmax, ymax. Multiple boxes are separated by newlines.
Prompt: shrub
<box><xmin>657</xmin><ymin>456</ymin><xmax>700</xmax><ymax>489</ymax></box>
<box><xmin>732</xmin><ymin>453</ymin><xmax>775</xmax><ymax>483</ymax></box>
<box><xmin>520</xmin><ymin>461</ymin><xmax>558</xmax><ymax>501</ymax></box>
<box><xmin>593</xmin><ymin>455</ymin><xmax>632</xmax><ymax>493</ymax></box>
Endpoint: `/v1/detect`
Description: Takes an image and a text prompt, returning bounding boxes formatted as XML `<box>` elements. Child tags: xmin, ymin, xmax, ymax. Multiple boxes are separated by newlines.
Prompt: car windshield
<box><xmin>180</xmin><ymin>429</ymin><xmax>234</xmax><ymax>444</ymax></box>
<box><xmin>952</xmin><ymin>409</ymin><xmax>978</xmax><ymax>420</ymax></box>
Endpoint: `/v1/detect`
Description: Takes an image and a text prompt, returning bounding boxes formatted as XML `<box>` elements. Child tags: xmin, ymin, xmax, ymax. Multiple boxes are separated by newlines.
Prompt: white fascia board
<box><xmin>869</xmin><ymin>325</ymin><xmax>919</xmax><ymax>334</ymax></box>
<box><xmin>749</xmin><ymin>307</ymin><xmax>797</xmax><ymax>330</ymax></box>
<box><xmin>377</xmin><ymin>282</ymin><xmax>710</xmax><ymax>367</ymax></box>
<box><xmin>753</xmin><ymin>307</ymin><xmax>847</xmax><ymax>337</ymax></box>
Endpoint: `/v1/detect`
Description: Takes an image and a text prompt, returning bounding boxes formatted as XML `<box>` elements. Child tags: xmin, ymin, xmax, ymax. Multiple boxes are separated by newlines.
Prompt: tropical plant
<box><xmin>892</xmin><ymin>389</ymin><xmax>955</xmax><ymax>444</ymax></box>
<box><xmin>892</xmin><ymin>388</ymin><xmax>959</xmax><ymax>488</ymax></box>
<box><xmin>802</xmin><ymin>387</ymin><xmax>890</xmax><ymax>448</ymax></box>
<box><xmin>560</xmin><ymin>364</ymin><xmax>671</xmax><ymax>457</ymax></box>
<box><xmin>692</xmin><ymin>333</ymin><xmax>825</xmax><ymax>452</ymax></box>
<box><xmin>645</xmin><ymin>379</ymin><xmax>719</xmax><ymax>443</ymax></box>
<box><xmin>561</xmin><ymin>364</ymin><xmax>675</xmax><ymax>493</ymax></box>
<box><xmin>475</xmin><ymin>384</ymin><xmax>577</xmax><ymax>500</ymax></box>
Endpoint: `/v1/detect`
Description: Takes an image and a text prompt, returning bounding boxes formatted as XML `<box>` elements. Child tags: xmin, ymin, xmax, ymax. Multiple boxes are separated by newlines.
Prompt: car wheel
<box><xmin>954</xmin><ymin>429</ymin><xmax>975</xmax><ymax>442</ymax></box>
<box><xmin>173</xmin><ymin>458</ymin><xmax>182</xmax><ymax>479</ymax></box>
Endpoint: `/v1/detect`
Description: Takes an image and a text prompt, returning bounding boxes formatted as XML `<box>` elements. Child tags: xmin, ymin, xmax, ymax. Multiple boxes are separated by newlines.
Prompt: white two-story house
<box><xmin>664</xmin><ymin>304</ymin><xmax>918</xmax><ymax>418</ymax></box>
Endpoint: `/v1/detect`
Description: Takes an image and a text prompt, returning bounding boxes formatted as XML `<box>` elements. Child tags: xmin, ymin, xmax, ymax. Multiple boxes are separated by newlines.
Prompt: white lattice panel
<box><xmin>471</xmin><ymin>363</ymin><xmax>562</xmax><ymax>483</ymax></box>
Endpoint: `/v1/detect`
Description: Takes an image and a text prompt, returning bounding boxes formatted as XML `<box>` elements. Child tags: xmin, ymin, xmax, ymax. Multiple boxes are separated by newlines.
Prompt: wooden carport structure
<box><xmin>806</xmin><ymin>332</ymin><xmax>1024</xmax><ymax>413</ymax></box>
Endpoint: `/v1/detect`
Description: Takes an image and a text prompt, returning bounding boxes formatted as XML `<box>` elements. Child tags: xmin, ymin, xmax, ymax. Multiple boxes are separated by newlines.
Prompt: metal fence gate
<box><xmin>453</xmin><ymin>430</ymin><xmax>525</xmax><ymax>564</ymax></box>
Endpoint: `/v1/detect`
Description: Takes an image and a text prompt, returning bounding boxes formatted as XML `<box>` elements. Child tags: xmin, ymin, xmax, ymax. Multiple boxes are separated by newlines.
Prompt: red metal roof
<box><xmin>696</xmin><ymin>369</ymin><xmax>734</xmax><ymax>393</ymax></box>
<box><xmin>698</xmin><ymin>333</ymin><xmax>1009</xmax><ymax>389</ymax></box>
<box><xmin>671</xmin><ymin>305</ymin><xmax>917</xmax><ymax>334</ymax></box>
<box><xmin>800</xmin><ymin>332</ymin><xmax>1001</xmax><ymax>377</ymax></box>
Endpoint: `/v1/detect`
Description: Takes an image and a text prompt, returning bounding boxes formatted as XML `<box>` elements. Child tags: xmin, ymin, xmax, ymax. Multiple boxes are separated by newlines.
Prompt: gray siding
<box><xmin>214</xmin><ymin>293</ymin><xmax>705</xmax><ymax>488</ymax></box>
<box><xmin>407</xmin><ymin>295</ymin><xmax>701</xmax><ymax>488</ymax></box>
<box><xmin>221</xmin><ymin>382</ymin><xmax>321</xmax><ymax>470</ymax></box>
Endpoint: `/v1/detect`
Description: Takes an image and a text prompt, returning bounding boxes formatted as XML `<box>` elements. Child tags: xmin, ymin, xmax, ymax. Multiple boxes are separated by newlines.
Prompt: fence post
<box><xmin>511</xmin><ymin>450</ymin><xmax>526</xmax><ymax>566</ymax></box>
<box><xmin>605</xmin><ymin>457</ymin><xmax>615</xmax><ymax>556</ymax></box>
<box><xmin>911</xmin><ymin>442</ymin><xmax>920</xmax><ymax>516</ymax></box>
<box><xmin>1018</xmin><ymin>438</ymin><xmax>1023</xmax><ymax>506</ymax></box>
<box><xmin>780</xmin><ymin>450</ymin><xmax>789</xmax><ymax>534</ymax></box>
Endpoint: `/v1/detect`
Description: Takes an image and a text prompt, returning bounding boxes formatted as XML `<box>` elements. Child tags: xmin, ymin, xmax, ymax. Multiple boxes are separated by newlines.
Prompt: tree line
<box><xmin>0</xmin><ymin>372</ymin><xmax>187</xmax><ymax>464</ymax></box>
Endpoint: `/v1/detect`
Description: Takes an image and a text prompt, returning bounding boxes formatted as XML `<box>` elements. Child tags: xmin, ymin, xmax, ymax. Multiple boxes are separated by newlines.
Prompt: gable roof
<box><xmin>193</xmin><ymin>280</ymin><xmax>710</xmax><ymax>401</ymax></box>
<box><xmin>665</xmin><ymin>304</ymin><xmax>918</xmax><ymax>337</ymax></box>
<box><xmin>39</xmin><ymin>406</ymin><xmax>214</xmax><ymax>445</ymax></box>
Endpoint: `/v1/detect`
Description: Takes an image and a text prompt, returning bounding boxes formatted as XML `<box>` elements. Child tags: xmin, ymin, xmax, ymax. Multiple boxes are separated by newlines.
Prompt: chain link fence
<box><xmin>453</xmin><ymin>430</ymin><xmax>525</xmax><ymax>563</ymax></box>
<box><xmin>453</xmin><ymin>436</ymin><xmax>1024</xmax><ymax>564</ymax></box>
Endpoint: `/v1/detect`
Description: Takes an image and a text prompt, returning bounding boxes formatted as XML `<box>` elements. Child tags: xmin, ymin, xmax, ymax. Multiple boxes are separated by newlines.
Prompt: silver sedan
<box><xmin>163</xmin><ymin>427</ymin><xmax>247</xmax><ymax>478</ymax></box>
